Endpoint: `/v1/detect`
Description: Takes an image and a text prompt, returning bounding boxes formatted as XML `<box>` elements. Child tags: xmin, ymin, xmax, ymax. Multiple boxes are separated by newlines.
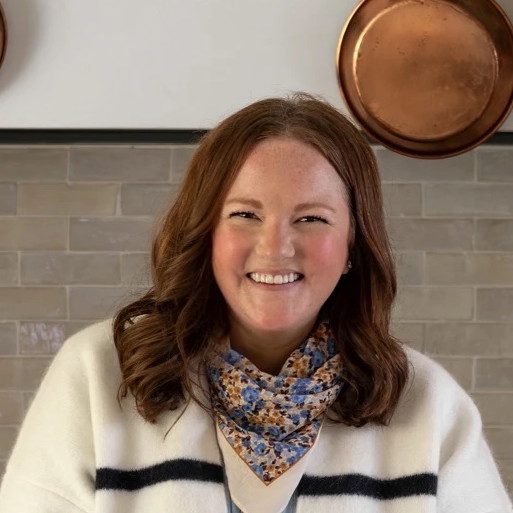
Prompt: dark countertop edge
<box><xmin>0</xmin><ymin>129</ymin><xmax>511</xmax><ymax>145</ymax></box>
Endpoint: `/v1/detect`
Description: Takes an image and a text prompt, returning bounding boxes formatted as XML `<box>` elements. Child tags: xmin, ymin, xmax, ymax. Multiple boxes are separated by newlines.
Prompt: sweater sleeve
<box><xmin>436</xmin><ymin>377</ymin><xmax>512</xmax><ymax>512</ymax></box>
<box><xmin>0</xmin><ymin>326</ymin><xmax>100</xmax><ymax>513</ymax></box>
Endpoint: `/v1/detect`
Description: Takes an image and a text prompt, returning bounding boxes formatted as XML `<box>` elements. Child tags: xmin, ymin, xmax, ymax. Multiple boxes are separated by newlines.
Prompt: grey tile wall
<box><xmin>0</xmin><ymin>149</ymin><xmax>68</xmax><ymax>181</ymax></box>
<box><xmin>0</xmin><ymin>143</ymin><xmax>512</xmax><ymax>498</ymax></box>
<box><xmin>0</xmin><ymin>218</ymin><xmax>68</xmax><ymax>250</ymax></box>
<box><xmin>120</xmin><ymin>184</ymin><xmax>179</xmax><ymax>216</ymax></box>
<box><xmin>0</xmin><ymin>184</ymin><xmax>16</xmax><ymax>215</ymax></box>
<box><xmin>70</xmin><ymin>148</ymin><xmax>171</xmax><ymax>182</ymax></box>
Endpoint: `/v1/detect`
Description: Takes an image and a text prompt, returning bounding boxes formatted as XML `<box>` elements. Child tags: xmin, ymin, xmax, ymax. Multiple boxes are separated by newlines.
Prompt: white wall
<box><xmin>0</xmin><ymin>0</ymin><xmax>511</xmax><ymax>129</ymax></box>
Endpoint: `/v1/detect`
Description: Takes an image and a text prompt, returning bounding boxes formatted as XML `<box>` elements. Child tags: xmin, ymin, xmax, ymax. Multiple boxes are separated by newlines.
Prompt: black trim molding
<box><xmin>0</xmin><ymin>129</ymin><xmax>208</xmax><ymax>145</ymax></box>
<box><xmin>0</xmin><ymin>129</ymin><xmax>511</xmax><ymax>145</ymax></box>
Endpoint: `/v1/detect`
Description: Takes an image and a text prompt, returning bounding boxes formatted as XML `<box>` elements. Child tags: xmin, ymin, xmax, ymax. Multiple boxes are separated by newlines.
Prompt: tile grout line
<box><xmin>471</xmin><ymin>357</ymin><xmax>477</xmax><ymax>393</ymax></box>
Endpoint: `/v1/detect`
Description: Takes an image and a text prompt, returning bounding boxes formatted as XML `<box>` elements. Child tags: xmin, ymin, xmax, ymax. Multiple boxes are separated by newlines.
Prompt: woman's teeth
<box><xmin>249</xmin><ymin>272</ymin><xmax>301</xmax><ymax>284</ymax></box>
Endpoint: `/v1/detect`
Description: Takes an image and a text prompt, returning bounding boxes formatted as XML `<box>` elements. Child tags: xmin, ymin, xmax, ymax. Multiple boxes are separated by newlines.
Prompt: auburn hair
<box><xmin>113</xmin><ymin>92</ymin><xmax>408</xmax><ymax>427</ymax></box>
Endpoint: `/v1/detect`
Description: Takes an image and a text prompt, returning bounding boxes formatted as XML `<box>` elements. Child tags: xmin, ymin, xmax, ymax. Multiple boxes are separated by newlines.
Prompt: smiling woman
<box><xmin>0</xmin><ymin>93</ymin><xmax>511</xmax><ymax>513</ymax></box>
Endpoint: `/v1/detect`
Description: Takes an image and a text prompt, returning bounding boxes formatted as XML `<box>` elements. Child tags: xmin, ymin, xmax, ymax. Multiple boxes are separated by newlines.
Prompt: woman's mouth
<box><xmin>248</xmin><ymin>272</ymin><xmax>303</xmax><ymax>285</ymax></box>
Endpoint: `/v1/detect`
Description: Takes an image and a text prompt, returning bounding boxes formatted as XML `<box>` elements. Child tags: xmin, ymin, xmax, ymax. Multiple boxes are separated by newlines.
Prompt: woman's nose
<box><xmin>255</xmin><ymin>222</ymin><xmax>295</xmax><ymax>259</ymax></box>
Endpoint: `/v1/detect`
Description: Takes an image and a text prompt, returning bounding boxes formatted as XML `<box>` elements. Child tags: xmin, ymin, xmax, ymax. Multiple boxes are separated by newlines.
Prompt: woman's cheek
<box><xmin>310</xmin><ymin>234</ymin><xmax>349</xmax><ymax>269</ymax></box>
<box><xmin>213</xmin><ymin>226</ymin><xmax>251</xmax><ymax>268</ymax></box>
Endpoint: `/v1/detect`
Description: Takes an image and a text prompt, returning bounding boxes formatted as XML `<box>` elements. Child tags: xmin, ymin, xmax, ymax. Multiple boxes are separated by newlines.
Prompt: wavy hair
<box><xmin>113</xmin><ymin>93</ymin><xmax>408</xmax><ymax>427</ymax></box>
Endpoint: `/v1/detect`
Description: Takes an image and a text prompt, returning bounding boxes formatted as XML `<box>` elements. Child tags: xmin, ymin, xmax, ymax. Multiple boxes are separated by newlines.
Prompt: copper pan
<box><xmin>337</xmin><ymin>0</ymin><xmax>513</xmax><ymax>158</ymax></box>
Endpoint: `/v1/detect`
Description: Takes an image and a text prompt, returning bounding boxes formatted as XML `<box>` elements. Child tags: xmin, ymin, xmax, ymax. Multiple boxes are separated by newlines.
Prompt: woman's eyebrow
<box><xmin>224</xmin><ymin>198</ymin><xmax>337</xmax><ymax>213</ymax></box>
<box><xmin>294</xmin><ymin>202</ymin><xmax>336</xmax><ymax>213</ymax></box>
<box><xmin>224</xmin><ymin>198</ymin><xmax>262</xmax><ymax>208</ymax></box>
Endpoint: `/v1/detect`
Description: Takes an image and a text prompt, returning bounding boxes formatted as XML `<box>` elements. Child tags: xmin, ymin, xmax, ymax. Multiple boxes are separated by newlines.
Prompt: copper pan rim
<box><xmin>336</xmin><ymin>0</ymin><xmax>513</xmax><ymax>158</ymax></box>
<box><xmin>0</xmin><ymin>4</ymin><xmax>6</xmax><ymax>70</ymax></box>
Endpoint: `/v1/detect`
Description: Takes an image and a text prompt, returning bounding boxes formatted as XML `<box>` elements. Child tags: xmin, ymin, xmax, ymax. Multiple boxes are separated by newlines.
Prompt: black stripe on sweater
<box><xmin>297</xmin><ymin>472</ymin><xmax>438</xmax><ymax>499</ymax></box>
<box><xmin>96</xmin><ymin>458</ymin><xmax>437</xmax><ymax>499</ymax></box>
<box><xmin>96</xmin><ymin>458</ymin><xmax>224</xmax><ymax>491</ymax></box>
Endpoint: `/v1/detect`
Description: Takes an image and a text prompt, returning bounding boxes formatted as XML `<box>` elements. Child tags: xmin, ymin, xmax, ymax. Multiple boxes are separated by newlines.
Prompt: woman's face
<box><xmin>212</xmin><ymin>137</ymin><xmax>351</xmax><ymax>343</ymax></box>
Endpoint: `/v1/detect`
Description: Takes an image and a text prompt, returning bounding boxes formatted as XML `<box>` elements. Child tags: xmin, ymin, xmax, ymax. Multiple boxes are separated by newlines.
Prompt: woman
<box><xmin>0</xmin><ymin>94</ymin><xmax>511</xmax><ymax>513</ymax></box>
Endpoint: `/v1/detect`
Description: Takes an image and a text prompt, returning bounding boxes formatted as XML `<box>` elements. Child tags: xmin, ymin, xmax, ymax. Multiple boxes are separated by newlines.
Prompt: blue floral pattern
<box><xmin>207</xmin><ymin>321</ymin><xmax>343</xmax><ymax>485</ymax></box>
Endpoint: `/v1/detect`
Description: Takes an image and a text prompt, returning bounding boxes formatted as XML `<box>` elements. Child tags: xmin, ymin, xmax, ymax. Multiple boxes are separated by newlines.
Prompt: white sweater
<box><xmin>0</xmin><ymin>320</ymin><xmax>511</xmax><ymax>513</ymax></box>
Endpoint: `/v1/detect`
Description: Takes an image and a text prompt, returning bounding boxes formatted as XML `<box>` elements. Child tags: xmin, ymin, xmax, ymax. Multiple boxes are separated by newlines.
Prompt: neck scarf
<box><xmin>206</xmin><ymin>321</ymin><xmax>343</xmax><ymax>485</ymax></box>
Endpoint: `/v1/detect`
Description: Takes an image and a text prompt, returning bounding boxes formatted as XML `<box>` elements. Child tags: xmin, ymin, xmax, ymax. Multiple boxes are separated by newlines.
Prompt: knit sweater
<box><xmin>0</xmin><ymin>320</ymin><xmax>511</xmax><ymax>513</ymax></box>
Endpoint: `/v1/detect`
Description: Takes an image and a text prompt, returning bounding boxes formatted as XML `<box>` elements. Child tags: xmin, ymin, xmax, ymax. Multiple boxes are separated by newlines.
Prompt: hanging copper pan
<box><xmin>337</xmin><ymin>0</ymin><xmax>513</xmax><ymax>158</ymax></box>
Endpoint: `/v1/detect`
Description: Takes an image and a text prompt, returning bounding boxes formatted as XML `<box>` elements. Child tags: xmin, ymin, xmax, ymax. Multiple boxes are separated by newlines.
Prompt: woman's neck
<box><xmin>228</xmin><ymin>320</ymin><xmax>316</xmax><ymax>375</ymax></box>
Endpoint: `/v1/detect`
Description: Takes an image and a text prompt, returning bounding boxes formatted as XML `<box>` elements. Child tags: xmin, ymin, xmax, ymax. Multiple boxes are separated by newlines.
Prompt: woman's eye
<box><xmin>299</xmin><ymin>215</ymin><xmax>329</xmax><ymax>223</ymax></box>
<box><xmin>229</xmin><ymin>211</ymin><xmax>258</xmax><ymax>219</ymax></box>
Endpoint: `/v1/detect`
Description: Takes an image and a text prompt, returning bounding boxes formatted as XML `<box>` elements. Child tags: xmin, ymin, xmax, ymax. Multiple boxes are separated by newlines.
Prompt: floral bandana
<box><xmin>206</xmin><ymin>321</ymin><xmax>343</xmax><ymax>485</ymax></box>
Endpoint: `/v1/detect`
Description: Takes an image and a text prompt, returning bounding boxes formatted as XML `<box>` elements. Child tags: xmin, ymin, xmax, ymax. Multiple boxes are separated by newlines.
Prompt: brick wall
<box><xmin>0</xmin><ymin>144</ymin><xmax>512</xmax><ymax>498</ymax></box>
